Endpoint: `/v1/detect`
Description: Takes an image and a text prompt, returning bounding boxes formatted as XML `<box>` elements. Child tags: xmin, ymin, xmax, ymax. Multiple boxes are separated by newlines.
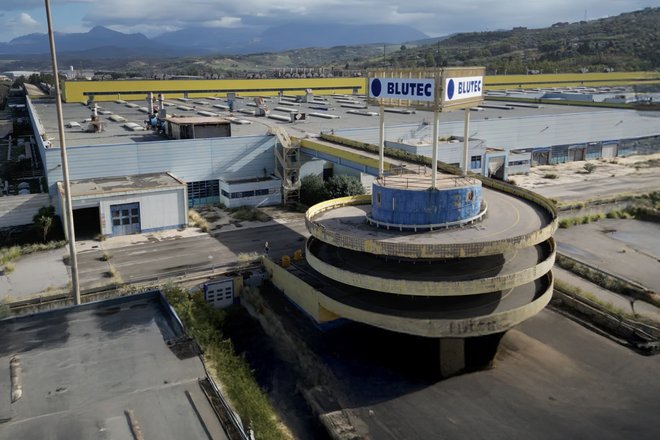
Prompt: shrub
<box><xmin>100</xmin><ymin>252</ymin><xmax>112</xmax><ymax>261</ymax></box>
<box><xmin>163</xmin><ymin>286</ymin><xmax>288</xmax><ymax>440</ymax></box>
<box><xmin>559</xmin><ymin>218</ymin><xmax>574</xmax><ymax>228</ymax></box>
<box><xmin>33</xmin><ymin>206</ymin><xmax>55</xmax><ymax>242</ymax></box>
<box><xmin>300</xmin><ymin>174</ymin><xmax>328</xmax><ymax>207</ymax></box>
<box><xmin>583</xmin><ymin>163</ymin><xmax>596</xmax><ymax>174</ymax></box>
<box><xmin>228</xmin><ymin>206</ymin><xmax>270</xmax><ymax>222</ymax></box>
<box><xmin>3</xmin><ymin>262</ymin><xmax>15</xmax><ymax>275</ymax></box>
<box><xmin>188</xmin><ymin>209</ymin><xmax>210</xmax><ymax>232</ymax></box>
<box><xmin>324</xmin><ymin>175</ymin><xmax>365</xmax><ymax>199</ymax></box>
<box><xmin>0</xmin><ymin>299</ymin><xmax>10</xmax><ymax>319</ymax></box>
<box><xmin>543</xmin><ymin>173</ymin><xmax>559</xmax><ymax>179</ymax></box>
<box><xmin>0</xmin><ymin>246</ymin><xmax>21</xmax><ymax>265</ymax></box>
<box><xmin>300</xmin><ymin>174</ymin><xmax>365</xmax><ymax>207</ymax></box>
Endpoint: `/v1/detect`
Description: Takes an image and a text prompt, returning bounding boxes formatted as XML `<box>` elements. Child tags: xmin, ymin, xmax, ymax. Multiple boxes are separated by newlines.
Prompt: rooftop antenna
<box><xmin>45</xmin><ymin>0</ymin><xmax>81</xmax><ymax>305</ymax></box>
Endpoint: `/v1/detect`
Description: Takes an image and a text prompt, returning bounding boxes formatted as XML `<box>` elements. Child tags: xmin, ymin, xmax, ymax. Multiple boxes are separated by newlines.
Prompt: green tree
<box><xmin>300</xmin><ymin>175</ymin><xmax>328</xmax><ymax>207</ymax></box>
<box><xmin>324</xmin><ymin>175</ymin><xmax>365</xmax><ymax>199</ymax></box>
<box><xmin>33</xmin><ymin>206</ymin><xmax>55</xmax><ymax>242</ymax></box>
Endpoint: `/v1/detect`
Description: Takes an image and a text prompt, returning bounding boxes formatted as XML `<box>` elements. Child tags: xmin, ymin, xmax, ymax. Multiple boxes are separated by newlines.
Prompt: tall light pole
<box><xmin>45</xmin><ymin>0</ymin><xmax>80</xmax><ymax>304</ymax></box>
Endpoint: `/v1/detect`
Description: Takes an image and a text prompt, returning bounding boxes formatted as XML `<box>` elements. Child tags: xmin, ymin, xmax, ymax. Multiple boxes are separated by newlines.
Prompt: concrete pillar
<box><xmin>439</xmin><ymin>338</ymin><xmax>465</xmax><ymax>378</ymax></box>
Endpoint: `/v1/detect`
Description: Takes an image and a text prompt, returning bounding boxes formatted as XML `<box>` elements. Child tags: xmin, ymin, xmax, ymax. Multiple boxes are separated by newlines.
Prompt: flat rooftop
<box><xmin>0</xmin><ymin>292</ymin><xmax>228</xmax><ymax>440</ymax></box>
<box><xmin>30</xmin><ymin>92</ymin><xmax>652</xmax><ymax>148</ymax></box>
<box><xmin>65</xmin><ymin>172</ymin><xmax>185</xmax><ymax>198</ymax></box>
<box><xmin>167</xmin><ymin>116</ymin><xmax>230</xmax><ymax>125</ymax></box>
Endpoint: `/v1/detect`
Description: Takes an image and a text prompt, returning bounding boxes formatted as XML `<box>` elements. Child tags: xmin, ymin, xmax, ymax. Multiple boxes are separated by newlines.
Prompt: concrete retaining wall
<box><xmin>262</xmin><ymin>257</ymin><xmax>339</xmax><ymax>323</ymax></box>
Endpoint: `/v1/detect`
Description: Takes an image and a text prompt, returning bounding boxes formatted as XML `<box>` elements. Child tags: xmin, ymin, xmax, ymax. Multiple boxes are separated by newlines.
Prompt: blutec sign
<box><xmin>369</xmin><ymin>78</ymin><xmax>435</xmax><ymax>102</ymax></box>
<box><xmin>444</xmin><ymin>76</ymin><xmax>483</xmax><ymax>102</ymax></box>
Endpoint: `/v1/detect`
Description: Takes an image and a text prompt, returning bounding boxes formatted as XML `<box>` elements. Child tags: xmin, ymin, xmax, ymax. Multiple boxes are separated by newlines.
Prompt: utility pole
<box><xmin>45</xmin><ymin>0</ymin><xmax>81</xmax><ymax>305</ymax></box>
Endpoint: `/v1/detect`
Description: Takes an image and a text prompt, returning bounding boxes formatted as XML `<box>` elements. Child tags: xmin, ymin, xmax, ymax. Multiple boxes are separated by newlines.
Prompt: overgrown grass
<box><xmin>237</xmin><ymin>252</ymin><xmax>261</xmax><ymax>266</ymax></box>
<box><xmin>189</xmin><ymin>209</ymin><xmax>211</xmax><ymax>232</ymax></box>
<box><xmin>0</xmin><ymin>299</ymin><xmax>10</xmax><ymax>319</ymax></box>
<box><xmin>163</xmin><ymin>286</ymin><xmax>289</xmax><ymax>440</ymax></box>
<box><xmin>605</xmin><ymin>209</ymin><xmax>632</xmax><ymax>219</ymax></box>
<box><xmin>558</xmin><ymin>213</ymin><xmax>605</xmax><ymax>228</ymax></box>
<box><xmin>555</xmin><ymin>254</ymin><xmax>654</xmax><ymax>305</ymax></box>
<box><xmin>228</xmin><ymin>206</ymin><xmax>271</xmax><ymax>222</ymax></box>
<box><xmin>554</xmin><ymin>278</ymin><xmax>630</xmax><ymax>319</ymax></box>
<box><xmin>3</xmin><ymin>262</ymin><xmax>15</xmax><ymax>275</ymax></box>
<box><xmin>106</xmin><ymin>264</ymin><xmax>123</xmax><ymax>283</ymax></box>
<box><xmin>0</xmin><ymin>240</ymin><xmax>66</xmax><ymax>265</ymax></box>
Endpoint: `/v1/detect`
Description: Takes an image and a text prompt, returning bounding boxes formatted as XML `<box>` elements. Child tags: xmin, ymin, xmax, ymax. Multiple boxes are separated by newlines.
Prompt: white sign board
<box><xmin>369</xmin><ymin>78</ymin><xmax>435</xmax><ymax>102</ymax></box>
<box><xmin>443</xmin><ymin>76</ymin><xmax>483</xmax><ymax>102</ymax></box>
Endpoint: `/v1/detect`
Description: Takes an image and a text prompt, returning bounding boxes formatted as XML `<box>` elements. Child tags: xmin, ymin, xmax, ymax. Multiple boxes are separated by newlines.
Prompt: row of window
<box><xmin>221</xmin><ymin>188</ymin><xmax>273</xmax><ymax>199</ymax></box>
<box><xmin>188</xmin><ymin>180</ymin><xmax>220</xmax><ymax>199</ymax></box>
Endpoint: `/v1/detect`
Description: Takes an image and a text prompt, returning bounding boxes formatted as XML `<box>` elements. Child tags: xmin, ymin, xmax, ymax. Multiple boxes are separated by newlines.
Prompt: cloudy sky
<box><xmin>0</xmin><ymin>0</ymin><xmax>655</xmax><ymax>42</ymax></box>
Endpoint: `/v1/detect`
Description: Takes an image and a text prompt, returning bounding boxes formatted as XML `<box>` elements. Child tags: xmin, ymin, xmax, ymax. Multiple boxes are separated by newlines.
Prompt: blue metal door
<box><xmin>110</xmin><ymin>203</ymin><xmax>141</xmax><ymax>236</ymax></box>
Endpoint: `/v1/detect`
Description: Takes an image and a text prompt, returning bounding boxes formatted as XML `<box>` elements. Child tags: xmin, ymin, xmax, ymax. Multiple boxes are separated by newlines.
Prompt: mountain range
<box><xmin>0</xmin><ymin>24</ymin><xmax>429</xmax><ymax>58</ymax></box>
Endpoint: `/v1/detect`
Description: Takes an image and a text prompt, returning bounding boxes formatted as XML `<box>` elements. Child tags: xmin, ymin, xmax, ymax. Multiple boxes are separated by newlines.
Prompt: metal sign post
<box><xmin>463</xmin><ymin>108</ymin><xmax>471</xmax><ymax>176</ymax></box>
<box><xmin>431</xmin><ymin>107</ymin><xmax>439</xmax><ymax>188</ymax></box>
<box><xmin>379</xmin><ymin>105</ymin><xmax>385</xmax><ymax>178</ymax></box>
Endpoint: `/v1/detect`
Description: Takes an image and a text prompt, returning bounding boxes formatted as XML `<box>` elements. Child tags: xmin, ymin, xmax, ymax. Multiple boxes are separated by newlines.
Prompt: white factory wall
<box><xmin>71</xmin><ymin>188</ymin><xmax>186</xmax><ymax>236</ymax></box>
<box><xmin>335</xmin><ymin>110</ymin><xmax>660</xmax><ymax>151</ymax></box>
<box><xmin>507</xmin><ymin>151</ymin><xmax>532</xmax><ymax>175</ymax></box>
<box><xmin>385</xmin><ymin>139</ymin><xmax>487</xmax><ymax>172</ymax></box>
<box><xmin>300</xmin><ymin>157</ymin><xmax>325</xmax><ymax>178</ymax></box>
<box><xmin>43</xmin><ymin>135</ymin><xmax>276</xmax><ymax>196</ymax></box>
<box><xmin>219</xmin><ymin>178</ymin><xmax>281</xmax><ymax>208</ymax></box>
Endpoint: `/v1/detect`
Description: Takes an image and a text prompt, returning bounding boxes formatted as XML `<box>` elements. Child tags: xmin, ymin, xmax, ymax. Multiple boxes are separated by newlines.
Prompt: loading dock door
<box><xmin>111</xmin><ymin>203</ymin><xmax>141</xmax><ymax>236</ymax></box>
<box><xmin>602</xmin><ymin>143</ymin><xmax>618</xmax><ymax>158</ymax></box>
<box><xmin>487</xmin><ymin>156</ymin><xmax>506</xmax><ymax>180</ymax></box>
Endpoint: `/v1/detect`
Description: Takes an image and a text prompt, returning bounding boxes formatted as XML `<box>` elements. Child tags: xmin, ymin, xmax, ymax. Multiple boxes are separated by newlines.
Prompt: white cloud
<box><xmin>4</xmin><ymin>11</ymin><xmax>42</xmax><ymax>38</ymax></box>
<box><xmin>18</xmin><ymin>12</ymin><xmax>38</xmax><ymax>26</ymax></box>
<box><xmin>0</xmin><ymin>0</ymin><xmax>653</xmax><ymax>40</ymax></box>
<box><xmin>202</xmin><ymin>17</ymin><xmax>243</xmax><ymax>28</ymax></box>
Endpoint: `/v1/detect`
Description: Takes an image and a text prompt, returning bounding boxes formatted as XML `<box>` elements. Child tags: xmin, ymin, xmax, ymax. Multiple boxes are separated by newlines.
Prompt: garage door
<box><xmin>111</xmin><ymin>203</ymin><xmax>141</xmax><ymax>236</ymax></box>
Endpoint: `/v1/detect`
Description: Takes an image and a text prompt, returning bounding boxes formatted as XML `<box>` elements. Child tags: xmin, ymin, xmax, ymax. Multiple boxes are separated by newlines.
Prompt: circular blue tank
<box><xmin>370</xmin><ymin>181</ymin><xmax>482</xmax><ymax>227</ymax></box>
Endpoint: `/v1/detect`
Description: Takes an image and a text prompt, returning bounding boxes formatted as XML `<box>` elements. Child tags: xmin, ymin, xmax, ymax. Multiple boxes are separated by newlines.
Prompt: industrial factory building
<box><xmin>2</xmin><ymin>76</ymin><xmax>657</xmax><ymax>237</ymax></box>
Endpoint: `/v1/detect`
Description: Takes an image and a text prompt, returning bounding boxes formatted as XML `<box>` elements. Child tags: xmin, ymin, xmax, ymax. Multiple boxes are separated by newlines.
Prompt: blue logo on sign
<box><xmin>447</xmin><ymin>79</ymin><xmax>455</xmax><ymax>100</ymax></box>
<box><xmin>371</xmin><ymin>79</ymin><xmax>382</xmax><ymax>97</ymax></box>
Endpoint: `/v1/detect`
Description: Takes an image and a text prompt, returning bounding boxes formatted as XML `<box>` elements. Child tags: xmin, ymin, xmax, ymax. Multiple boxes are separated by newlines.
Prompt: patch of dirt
<box><xmin>509</xmin><ymin>153</ymin><xmax>660</xmax><ymax>190</ymax></box>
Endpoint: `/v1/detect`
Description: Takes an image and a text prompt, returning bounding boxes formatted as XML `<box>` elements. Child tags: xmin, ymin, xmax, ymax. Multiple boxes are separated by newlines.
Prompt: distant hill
<box><xmin>0</xmin><ymin>23</ymin><xmax>428</xmax><ymax>58</ymax></box>
<box><xmin>0</xmin><ymin>26</ymin><xmax>174</xmax><ymax>57</ymax></box>
<box><xmin>254</xmin><ymin>23</ymin><xmax>428</xmax><ymax>52</ymax></box>
<box><xmin>154</xmin><ymin>23</ymin><xmax>428</xmax><ymax>54</ymax></box>
<box><xmin>363</xmin><ymin>7</ymin><xmax>660</xmax><ymax>72</ymax></box>
<box><xmin>152</xmin><ymin>27</ymin><xmax>259</xmax><ymax>54</ymax></box>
